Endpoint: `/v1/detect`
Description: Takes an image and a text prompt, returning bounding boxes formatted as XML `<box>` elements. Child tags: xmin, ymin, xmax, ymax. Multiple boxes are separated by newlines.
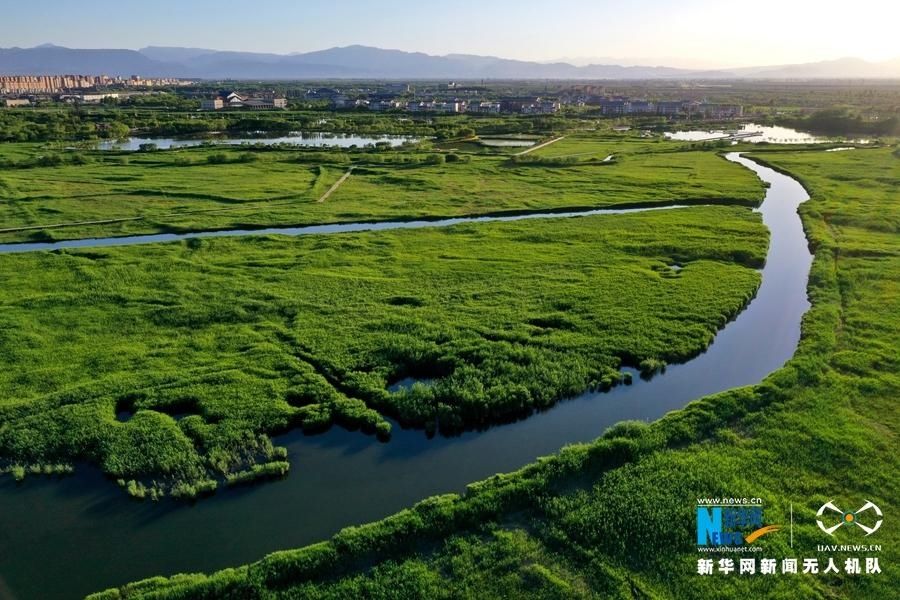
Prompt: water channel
<box><xmin>0</xmin><ymin>154</ymin><xmax>813</xmax><ymax>599</ymax></box>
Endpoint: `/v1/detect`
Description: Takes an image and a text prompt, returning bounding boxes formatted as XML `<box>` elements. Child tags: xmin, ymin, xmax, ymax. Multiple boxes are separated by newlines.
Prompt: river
<box><xmin>0</xmin><ymin>154</ymin><xmax>813</xmax><ymax>599</ymax></box>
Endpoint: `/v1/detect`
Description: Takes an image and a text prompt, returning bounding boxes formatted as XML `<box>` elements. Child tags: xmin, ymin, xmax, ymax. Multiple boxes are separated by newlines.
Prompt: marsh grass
<box><xmin>0</xmin><ymin>138</ymin><xmax>762</xmax><ymax>243</ymax></box>
<box><xmin>92</xmin><ymin>148</ymin><xmax>899</xmax><ymax>599</ymax></box>
<box><xmin>0</xmin><ymin>206</ymin><xmax>766</xmax><ymax>495</ymax></box>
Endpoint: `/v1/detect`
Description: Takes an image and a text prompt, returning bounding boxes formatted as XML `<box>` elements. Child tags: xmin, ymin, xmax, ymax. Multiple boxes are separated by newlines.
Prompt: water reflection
<box><xmin>664</xmin><ymin>123</ymin><xmax>869</xmax><ymax>144</ymax></box>
<box><xmin>96</xmin><ymin>132</ymin><xmax>419</xmax><ymax>151</ymax></box>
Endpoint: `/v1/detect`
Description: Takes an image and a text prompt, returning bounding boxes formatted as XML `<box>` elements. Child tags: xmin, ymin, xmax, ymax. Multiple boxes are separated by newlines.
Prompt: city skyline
<box><xmin>4</xmin><ymin>0</ymin><xmax>899</xmax><ymax>69</ymax></box>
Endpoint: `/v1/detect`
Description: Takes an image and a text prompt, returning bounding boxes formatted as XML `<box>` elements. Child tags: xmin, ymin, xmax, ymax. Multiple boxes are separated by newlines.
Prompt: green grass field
<box><xmin>529</xmin><ymin>133</ymin><xmax>664</xmax><ymax>159</ymax></box>
<box><xmin>91</xmin><ymin>147</ymin><xmax>899</xmax><ymax>598</ymax></box>
<box><xmin>0</xmin><ymin>205</ymin><xmax>766</xmax><ymax>497</ymax></box>
<box><xmin>0</xmin><ymin>136</ymin><xmax>762</xmax><ymax>243</ymax></box>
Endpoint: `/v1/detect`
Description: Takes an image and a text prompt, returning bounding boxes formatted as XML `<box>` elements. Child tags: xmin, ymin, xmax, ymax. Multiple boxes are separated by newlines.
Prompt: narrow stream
<box><xmin>0</xmin><ymin>154</ymin><xmax>813</xmax><ymax>600</ymax></box>
<box><xmin>0</xmin><ymin>205</ymin><xmax>690</xmax><ymax>254</ymax></box>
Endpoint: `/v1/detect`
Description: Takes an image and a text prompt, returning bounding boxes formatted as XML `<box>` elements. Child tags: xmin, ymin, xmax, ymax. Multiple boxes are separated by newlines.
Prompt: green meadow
<box><xmin>0</xmin><ymin>136</ymin><xmax>762</xmax><ymax>243</ymax></box>
<box><xmin>91</xmin><ymin>147</ymin><xmax>899</xmax><ymax>599</ymax></box>
<box><xmin>0</xmin><ymin>205</ymin><xmax>765</xmax><ymax>497</ymax></box>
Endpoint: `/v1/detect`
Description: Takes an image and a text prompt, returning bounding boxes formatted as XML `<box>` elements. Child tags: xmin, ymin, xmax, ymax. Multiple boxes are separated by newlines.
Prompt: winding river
<box><xmin>0</xmin><ymin>154</ymin><xmax>812</xmax><ymax>599</ymax></box>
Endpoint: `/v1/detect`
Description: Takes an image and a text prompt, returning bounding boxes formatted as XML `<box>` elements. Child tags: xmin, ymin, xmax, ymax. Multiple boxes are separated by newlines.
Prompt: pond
<box><xmin>664</xmin><ymin>122</ymin><xmax>869</xmax><ymax>144</ymax></box>
<box><xmin>478</xmin><ymin>138</ymin><xmax>537</xmax><ymax>148</ymax></box>
<box><xmin>387</xmin><ymin>377</ymin><xmax>436</xmax><ymax>393</ymax></box>
<box><xmin>0</xmin><ymin>154</ymin><xmax>814</xmax><ymax>599</ymax></box>
<box><xmin>96</xmin><ymin>132</ymin><xmax>420</xmax><ymax>151</ymax></box>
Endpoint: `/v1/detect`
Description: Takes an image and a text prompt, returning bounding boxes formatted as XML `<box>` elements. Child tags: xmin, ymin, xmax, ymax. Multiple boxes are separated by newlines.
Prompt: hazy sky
<box><xmin>5</xmin><ymin>0</ymin><xmax>899</xmax><ymax>67</ymax></box>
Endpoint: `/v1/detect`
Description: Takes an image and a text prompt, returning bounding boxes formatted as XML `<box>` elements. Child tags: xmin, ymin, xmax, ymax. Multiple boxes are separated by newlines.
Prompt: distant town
<box><xmin>0</xmin><ymin>74</ymin><xmax>194</xmax><ymax>106</ymax></box>
<box><xmin>1</xmin><ymin>73</ymin><xmax>743</xmax><ymax>119</ymax></box>
<box><xmin>0</xmin><ymin>74</ymin><xmax>193</xmax><ymax>93</ymax></box>
<box><xmin>308</xmin><ymin>85</ymin><xmax>742</xmax><ymax>118</ymax></box>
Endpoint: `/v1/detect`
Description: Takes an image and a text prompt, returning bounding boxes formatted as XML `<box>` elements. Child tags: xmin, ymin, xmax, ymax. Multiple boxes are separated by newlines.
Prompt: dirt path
<box><xmin>317</xmin><ymin>167</ymin><xmax>355</xmax><ymax>203</ymax></box>
<box><xmin>514</xmin><ymin>136</ymin><xmax>566</xmax><ymax>156</ymax></box>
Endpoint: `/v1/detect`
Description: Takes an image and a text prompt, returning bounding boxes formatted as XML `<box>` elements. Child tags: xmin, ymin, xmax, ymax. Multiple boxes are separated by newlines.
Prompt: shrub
<box><xmin>376</xmin><ymin>421</ymin><xmax>392</xmax><ymax>441</ymax></box>
<box><xmin>37</xmin><ymin>154</ymin><xmax>63</xmax><ymax>167</ymax></box>
<box><xmin>638</xmin><ymin>358</ymin><xmax>667</xmax><ymax>379</ymax></box>
<box><xmin>125</xmin><ymin>480</ymin><xmax>148</xmax><ymax>499</ymax></box>
<box><xmin>226</xmin><ymin>462</ymin><xmax>290</xmax><ymax>487</ymax></box>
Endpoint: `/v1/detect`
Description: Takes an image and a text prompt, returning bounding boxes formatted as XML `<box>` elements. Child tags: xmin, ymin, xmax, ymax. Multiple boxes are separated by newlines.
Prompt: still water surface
<box><xmin>478</xmin><ymin>138</ymin><xmax>537</xmax><ymax>147</ymax></box>
<box><xmin>664</xmin><ymin>123</ymin><xmax>868</xmax><ymax>144</ymax></box>
<box><xmin>96</xmin><ymin>132</ymin><xmax>418</xmax><ymax>151</ymax></box>
<box><xmin>0</xmin><ymin>154</ymin><xmax>813</xmax><ymax>599</ymax></box>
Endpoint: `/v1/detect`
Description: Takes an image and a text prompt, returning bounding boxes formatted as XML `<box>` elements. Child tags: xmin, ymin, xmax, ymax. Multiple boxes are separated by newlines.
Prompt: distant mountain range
<box><xmin>2</xmin><ymin>44</ymin><xmax>899</xmax><ymax>80</ymax></box>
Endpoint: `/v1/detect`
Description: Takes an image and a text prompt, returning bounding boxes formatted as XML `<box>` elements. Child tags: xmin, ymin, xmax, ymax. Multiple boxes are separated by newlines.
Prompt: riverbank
<box><xmin>92</xmin><ymin>148</ymin><xmax>899</xmax><ymax>600</ymax></box>
<box><xmin>0</xmin><ymin>141</ymin><xmax>762</xmax><ymax>244</ymax></box>
<box><xmin>0</xmin><ymin>153</ymin><xmax>810</xmax><ymax>598</ymax></box>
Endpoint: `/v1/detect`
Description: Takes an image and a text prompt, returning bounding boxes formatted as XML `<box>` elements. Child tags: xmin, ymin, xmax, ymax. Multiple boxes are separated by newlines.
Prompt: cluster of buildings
<box><xmin>329</xmin><ymin>93</ymin><xmax>560</xmax><ymax>115</ymax></box>
<box><xmin>0</xmin><ymin>75</ymin><xmax>743</xmax><ymax>122</ymax></box>
<box><xmin>3</xmin><ymin>91</ymin><xmax>159</xmax><ymax>107</ymax></box>
<box><xmin>200</xmin><ymin>91</ymin><xmax>288</xmax><ymax>110</ymax></box>
<box><xmin>590</xmin><ymin>97</ymin><xmax>744</xmax><ymax>119</ymax></box>
<box><xmin>305</xmin><ymin>85</ymin><xmax>740</xmax><ymax>119</ymax></box>
<box><xmin>499</xmin><ymin>97</ymin><xmax>562</xmax><ymax>115</ymax></box>
<box><xmin>0</xmin><ymin>74</ymin><xmax>192</xmax><ymax>94</ymax></box>
<box><xmin>335</xmin><ymin>98</ymin><xmax>475</xmax><ymax>113</ymax></box>
<box><xmin>325</xmin><ymin>91</ymin><xmax>740</xmax><ymax>119</ymax></box>
<box><xmin>303</xmin><ymin>84</ymin><xmax>561</xmax><ymax>115</ymax></box>
<box><xmin>60</xmin><ymin>92</ymin><xmax>122</xmax><ymax>104</ymax></box>
<box><xmin>1</xmin><ymin>74</ymin><xmax>108</xmax><ymax>93</ymax></box>
<box><xmin>126</xmin><ymin>76</ymin><xmax>193</xmax><ymax>88</ymax></box>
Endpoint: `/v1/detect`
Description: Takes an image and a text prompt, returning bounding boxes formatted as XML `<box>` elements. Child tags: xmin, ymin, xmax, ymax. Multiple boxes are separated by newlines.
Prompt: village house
<box><xmin>2</xmin><ymin>98</ymin><xmax>32</xmax><ymax>108</ymax></box>
<box><xmin>471</xmin><ymin>101</ymin><xmax>501</xmax><ymax>114</ymax></box>
<box><xmin>200</xmin><ymin>97</ymin><xmax>224</xmax><ymax>110</ymax></box>
<box><xmin>201</xmin><ymin>91</ymin><xmax>287</xmax><ymax>110</ymax></box>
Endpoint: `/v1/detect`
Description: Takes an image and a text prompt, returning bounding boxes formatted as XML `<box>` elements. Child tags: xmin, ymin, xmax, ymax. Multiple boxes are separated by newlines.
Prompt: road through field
<box><xmin>514</xmin><ymin>135</ymin><xmax>566</xmax><ymax>155</ymax></box>
<box><xmin>317</xmin><ymin>167</ymin><xmax>355</xmax><ymax>203</ymax></box>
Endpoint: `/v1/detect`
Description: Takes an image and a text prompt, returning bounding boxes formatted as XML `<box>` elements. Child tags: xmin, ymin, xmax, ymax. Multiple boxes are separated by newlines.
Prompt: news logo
<box><xmin>697</xmin><ymin>498</ymin><xmax>779</xmax><ymax>547</ymax></box>
<box><xmin>816</xmin><ymin>500</ymin><xmax>883</xmax><ymax>537</ymax></box>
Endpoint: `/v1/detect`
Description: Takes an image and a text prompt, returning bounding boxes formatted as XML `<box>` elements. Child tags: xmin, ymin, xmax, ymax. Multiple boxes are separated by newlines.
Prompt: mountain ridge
<box><xmin>0</xmin><ymin>44</ymin><xmax>897</xmax><ymax>79</ymax></box>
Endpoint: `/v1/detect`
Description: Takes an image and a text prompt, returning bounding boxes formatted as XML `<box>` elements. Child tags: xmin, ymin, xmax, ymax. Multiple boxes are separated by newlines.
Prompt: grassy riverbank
<box><xmin>0</xmin><ymin>136</ymin><xmax>761</xmax><ymax>243</ymax></box>
<box><xmin>0</xmin><ymin>205</ymin><xmax>765</xmax><ymax>498</ymax></box>
<box><xmin>92</xmin><ymin>147</ymin><xmax>899</xmax><ymax>598</ymax></box>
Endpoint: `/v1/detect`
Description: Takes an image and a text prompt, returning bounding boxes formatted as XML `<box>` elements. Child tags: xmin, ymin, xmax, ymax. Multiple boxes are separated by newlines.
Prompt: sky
<box><xmin>5</xmin><ymin>0</ymin><xmax>899</xmax><ymax>68</ymax></box>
